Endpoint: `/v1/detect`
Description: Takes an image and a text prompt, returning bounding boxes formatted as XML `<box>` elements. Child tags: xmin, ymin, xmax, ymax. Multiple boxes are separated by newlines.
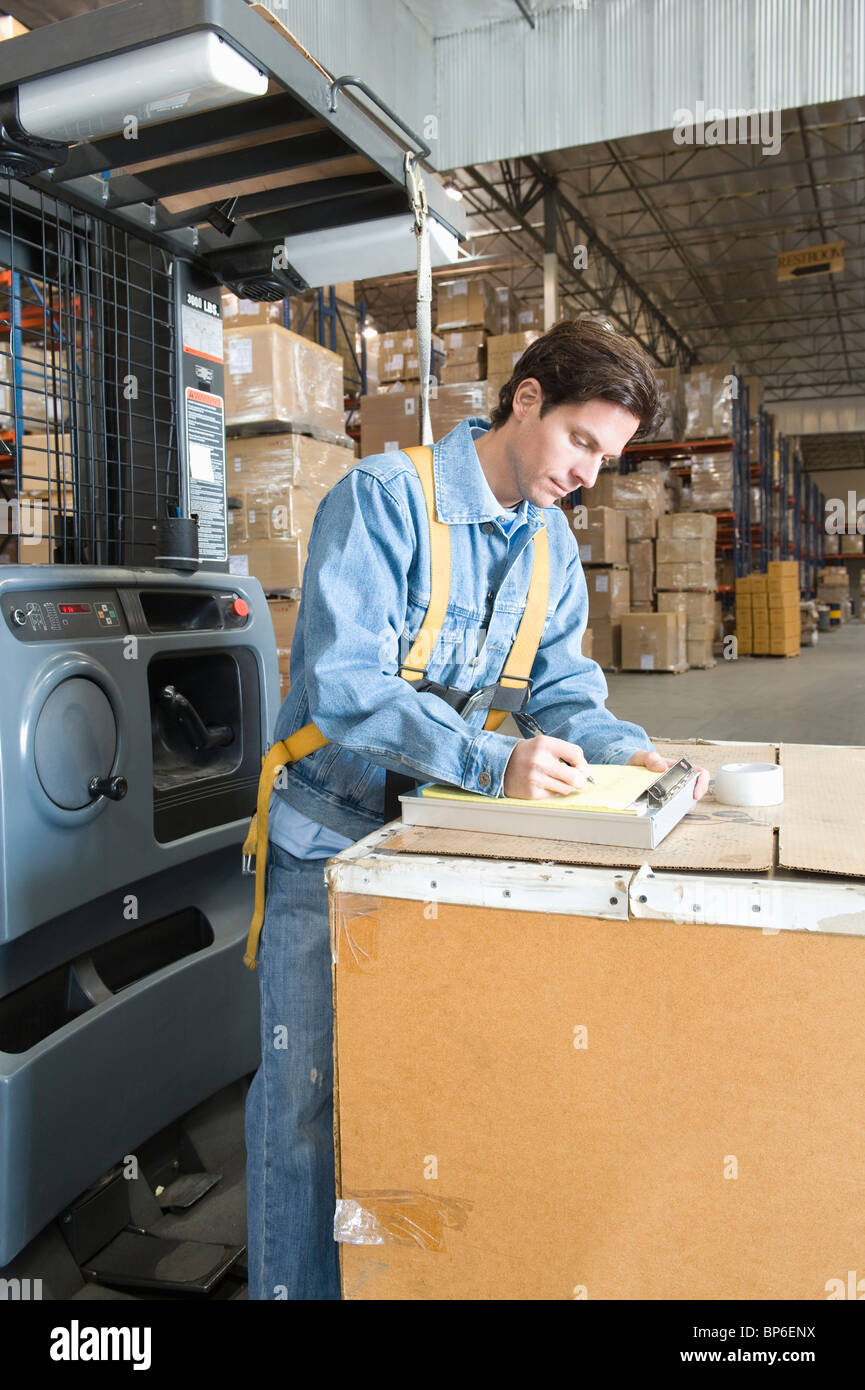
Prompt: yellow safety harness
<box><xmin>242</xmin><ymin>444</ymin><xmax>550</xmax><ymax>969</ymax></box>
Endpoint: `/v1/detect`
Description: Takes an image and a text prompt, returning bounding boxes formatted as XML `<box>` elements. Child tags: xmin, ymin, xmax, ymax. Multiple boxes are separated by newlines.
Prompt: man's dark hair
<box><xmin>489</xmin><ymin>319</ymin><xmax>665</xmax><ymax>438</ymax></box>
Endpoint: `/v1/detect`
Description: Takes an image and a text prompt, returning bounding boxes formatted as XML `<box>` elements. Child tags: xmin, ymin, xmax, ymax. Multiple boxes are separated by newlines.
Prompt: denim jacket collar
<box><xmin>432</xmin><ymin>417</ymin><xmax>546</xmax><ymax>531</ymax></box>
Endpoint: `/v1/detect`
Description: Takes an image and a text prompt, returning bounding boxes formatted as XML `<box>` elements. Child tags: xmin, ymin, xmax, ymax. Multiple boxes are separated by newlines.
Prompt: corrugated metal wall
<box><xmin>435</xmin><ymin>0</ymin><xmax>865</xmax><ymax>169</ymax></box>
<box><xmin>267</xmin><ymin>0</ymin><xmax>864</xmax><ymax>172</ymax></box>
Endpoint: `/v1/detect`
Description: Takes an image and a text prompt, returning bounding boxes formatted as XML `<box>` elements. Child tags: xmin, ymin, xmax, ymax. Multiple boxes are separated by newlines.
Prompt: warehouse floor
<box><xmin>605</xmin><ymin>622</ymin><xmax>865</xmax><ymax>746</ymax></box>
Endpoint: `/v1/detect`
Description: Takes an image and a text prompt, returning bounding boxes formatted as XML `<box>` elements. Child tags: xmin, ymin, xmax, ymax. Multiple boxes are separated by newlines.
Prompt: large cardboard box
<box><xmin>440</xmin><ymin>363</ymin><xmax>486</xmax><ymax>385</ymax></box>
<box><xmin>840</xmin><ymin>533</ymin><xmax>864</xmax><ymax>556</ymax></box>
<box><xmin>436</xmin><ymin>278</ymin><xmax>499</xmax><ymax>333</ymax></box>
<box><xmin>224</xmin><ymin>325</ymin><xmax>345</xmax><ymax>435</ymax></box>
<box><xmin>646</xmin><ymin>366</ymin><xmax>684</xmax><ymax>441</ymax></box>
<box><xmin>221</xmin><ymin>292</ymin><xmax>285</xmax><ymax>327</ymax></box>
<box><xmin>658</xmin><ymin>512</ymin><xmax>717</xmax><ymax>542</ymax></box>
<box><xmin>268</xmin><ymin>597</ymin><xmax>299</xmax><ymax>691</ymax></box>
<box><xmin>656</xmin><ymin>560</ymin><xmax>715</xmax><ymax>591</ymax></box>
<box><xmin>620</xmin><ymin>612</ymin><xmax>687</xmax><ymax>672</ymax></box>
<box><xmin>360</xmin><ymin>388</ymin><xmax>420</xmax><ymax>456</ymax></box>
<box><xmin>380</xmin><ymin>331</ymin><xmax>445</xmax><ymax>382</ymax></box>
<box><xmin>430</xmin><ymin>382</ymin><xmax>498</xmax><ymax>435</ymax></box>
<box><xmin>657</xmin><ymin>590</ymin><xmax>715</xmax><ymax>625</ymax></box>
<box><xmin>688</xmin><ymin>454</ymin><xmax>733</xmax><ymax>512</ymax></box>
<box><xmin>587</xmin><ymin>472</ymin><xmax>665</xmax><ymax>541</ymax></box>
<box><xmin>574</xmin><ymin>507</ymin><xmax>627</xmax><ymax>567</ymax></box>
<box><xmin>486</xmin><ymin>331</ymin><xmax>541</xmax><ymax>377</ymax></box>
<box><xmin>581</xmin><ymin>627</ymin><xmax>593</xmax><ymax>661</ymax></box>
<box><xmin>440</xmin><ymin>329</ymin><xmax>488</xmax><ymax>353</ymax></box>
<box><xmin>228</xmin><ymin>535</ymin><xmax>301</xmax><ymax>592</ymax></box>
<box><xmin>15</xmin><ymin>433</ymin><xmax>74</xmax><ymax>499</ymax></box>
<box><xmin>627</xmin><ymin>539</ymin><xmax>654</xmax><ymax>606</ymax></box>
<box><xmin>588</xmin><ymin>618</ymin><xmax>621</xmax><ymax>670</ymax></box>
<box><xmin>683</xmin><ymin>364</ymin><xmax>737</xmax><ymax>438</ymax></box>
<box><xmin>226</xmin><ymin>434</ymin><xmax>355</xmax><ymax>563</ymax></box>
<box><xmin>586</xmin><ymin>566</ymin><xmax>630</xmax><ymax>622</ymax></box>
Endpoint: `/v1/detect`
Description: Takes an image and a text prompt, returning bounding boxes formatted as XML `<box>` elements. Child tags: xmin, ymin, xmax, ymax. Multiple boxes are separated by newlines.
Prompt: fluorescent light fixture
<box><xmin>280</xmin><ymin>213</ymin><xmax>460</xmax><ymax>288</ymax></box>
<box><xmin>17</xmin><ymin>31</ymin><xmax>268</xmax><ymax>144</ymax></box>
<box><xmin>443</xmin><ymin>181</ymin><xmax>463</xmax><ymax>202</ymax></box>
<box><xmin>362</xmin><ymin>325</ymin><xmax>378</xmax><ymax>339</ymax></box>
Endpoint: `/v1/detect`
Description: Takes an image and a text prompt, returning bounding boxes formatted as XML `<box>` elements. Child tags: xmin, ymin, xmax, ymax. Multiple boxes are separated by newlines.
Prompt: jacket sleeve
<box><xmin>300</xmin><ymin>467</ymin><xmax>520</xmax><ymax>794</ymax></box>
<box><xmin>522</xmin><ymin>527</ymin><xmax>655</xmax><ymax>765</ymax></box>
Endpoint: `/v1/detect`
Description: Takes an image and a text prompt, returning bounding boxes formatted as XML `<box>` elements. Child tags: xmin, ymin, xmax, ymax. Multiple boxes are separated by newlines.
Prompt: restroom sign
<box><xmin>778</xmin><ymin>240</ymin><xmax>844</xmax><ymax>281</ymax></box>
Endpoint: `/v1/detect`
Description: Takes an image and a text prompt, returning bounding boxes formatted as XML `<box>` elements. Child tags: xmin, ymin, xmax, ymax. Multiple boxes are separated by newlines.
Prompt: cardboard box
<box><xmin>627</xmin><ymin>539</ymin><xmax>654</xmax><ymax>605</ymax></box>
<box><xmin>574</xmin><ymin>507</ymin><xmax>627</xmax><ymax>567</ymax></box>
<box><xmin>445</xmin><ymin>343</ymin><xmax>487</xmax><ymax>368</ymax></box>
<box><xmin>226</xmin><ymin>434</ymin><xmax>355</xmax><ymax>555</ymax></box>
<box><xmin>360</xmin><ymin>388</ymin><xmax>420</xmax><ymax>456</ymax></box>
<box><xmin>582</xmin><ymin>627</ymin><xmax>593</xmax><ymax>661</ymax></box>
<box><xmin>686</xmin><ymin>454</ymin><xmax>734</xmax><ymax>512</ymax></box>
<box><xmin>589</xmin><ymin>618</ymin><xmax>621</xmax><ymax>670</ymax></box>
<box><xmin>588</xmin><ymin>473</ymin><xmax>665</xmax><ymax>541</ymax></box>
<box><xmin>657</xmin><ymin>591</ymin><xmax>715</xmax><ymax>625</ymax></box>
<box><xmin>646</xmin><ymin>366</ymin><xmax>684</xmax><ymax>441</ymax></box>
<box><xmin>430</xmin><ymin>382</ymin><xmax>498</xmax><ymax>435</ymax></box>
<box><xmin>228</xmin><ymin>536</ymin><xmax>301</xmax><ymax>592</ymax></box>
<box><xmin>683</xmin><ymin>364</ymin><xmax>737</xmax><ymax>438</ymax></box>
<box><xmin>221</xmin><ymin>292</ymin><xmax>285</xmax><ymax>328</ymax></box>
<box><xmin>268</xmin><ymin>597</ymin><xmax>299</xmax><ymax>686</ymax></box>
<box><xmin>656</xmin><ymin>561</ymin><xmax>715</xmax><ymax>591</ymax></box>
<box><xmin>656</xmin><ymin>536</ymin><xmax>714</xmax><ymax>565</ymax></box>
<box><xmin>440</xmin><ymin>329</ymin><xmax>488</xmax><ymax>353</ymax></box>
<box><xmin>436</xmin><ymin>278</ymin><xmax>499</xmax><ymax>333</ymax></box>
<box><xmin>768</xmin><ymin>560</ymin><xmax>798</xmax><ymax>579</ymax></box>
<box><xmin>440</xmin><ymin>363</ymin><xmax>486</xmax><ymax>384</ymax></box>
<box><xmin>0</xmin><ymin>346</ymin><xmax>77</xmax><ymax>432</ymax></box>
<box><xmin>620</xmin><ymin>612</ymin><xmax>687</xmax><ymax>672</ymax></box>
<box><xmin>15</xmin><ymin>433</ymin><xmax>74</xmax><ymax>498</ymax></box>
<box><xmin>658</xmin><ymin>513</ymin><xmax>717</xmax><ymax>542</ymax></box>
<box><xmin>586</xmin><ymin>566</ymin><xmax>630</xmax><ymax>621</ymax></box>
<box><xmin>493</xmin><ymin>286</ymin><xmax>520</xmax><ymax>335</ymax></box>
<box><xmin>380</xmin><ymin>332</ymin><xmax>445</xmax><ymax>383</ymax></box>
<box><xmin>486</xmin><ymin>331</ymin><xmax>541</xmax><ymax>376</ymax></box>
<box><xmin>840</xmin><ymin>534</ymin><xmax>864</xmax><ymax>556</ymax></box>
<box><xmin>515</xmin><ymin>304</ymin><xmax>544</xmax><ymax>333</ymax></box>
<box><xmin>224</xmin><ymin>325</ymin><xmax>345</xmax><ymax>435</ymax></box>
<box><xmin>687</xmin><ymin>636</ymin><xmax>715</xmax><ymax>668</ymax></box>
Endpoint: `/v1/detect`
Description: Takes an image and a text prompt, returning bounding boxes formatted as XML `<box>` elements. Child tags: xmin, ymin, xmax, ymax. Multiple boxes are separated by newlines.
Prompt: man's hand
<box><xmin>503</xmin><ymin>735</ymin><xmax>591</xmax><ymax>799</ymax></box>
<box><xmin>628</xmin><ymin>749</ymin><xmax>710</xmax><ymax>801</ymax></box>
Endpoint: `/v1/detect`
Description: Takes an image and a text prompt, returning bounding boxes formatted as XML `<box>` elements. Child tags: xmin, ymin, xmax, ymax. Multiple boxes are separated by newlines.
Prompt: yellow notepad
<box><xmin>421</xmin><ymin>764</ymin><xmax>659</xmax><ymax>815</ymax></box>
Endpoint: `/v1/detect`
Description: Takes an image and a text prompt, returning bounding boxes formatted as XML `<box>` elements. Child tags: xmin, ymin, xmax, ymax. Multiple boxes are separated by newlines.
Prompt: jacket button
<box><xmin>478</xmin><ymin>770</ymin><xmax>491</xmax><ymax>788</ymax></box>
<box><xmin>481</xmin><ymin>521</ymin><xmax>494</xmax><ymax>534</ymax></box>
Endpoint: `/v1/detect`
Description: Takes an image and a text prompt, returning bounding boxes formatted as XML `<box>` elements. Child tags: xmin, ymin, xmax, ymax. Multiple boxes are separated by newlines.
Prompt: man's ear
<box><xmin>513</xmin><ymin>377</ymin><xmax>541</xmax><ymax>416</ymax></box>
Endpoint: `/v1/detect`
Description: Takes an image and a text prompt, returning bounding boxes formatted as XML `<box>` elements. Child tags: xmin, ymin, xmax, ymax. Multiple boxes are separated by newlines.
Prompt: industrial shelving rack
<box><xmin>750</xmin><ymin>405</ymin><xmax>773</xmax><ymax>575</ymax></box>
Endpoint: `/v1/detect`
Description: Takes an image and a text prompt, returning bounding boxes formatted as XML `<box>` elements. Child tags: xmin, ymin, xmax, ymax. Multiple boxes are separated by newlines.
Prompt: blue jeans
<box><xmin>245</xmin><ymin>842</ymin><xmax>341</xmax><ymax>1300</ymax></box>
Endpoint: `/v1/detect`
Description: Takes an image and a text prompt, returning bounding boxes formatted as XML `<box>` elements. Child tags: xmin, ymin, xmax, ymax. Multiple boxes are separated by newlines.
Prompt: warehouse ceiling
<box><xmin>362</xmin><ymin>96</ymin><xmax>865</xmax><ymax>405</ymax></box>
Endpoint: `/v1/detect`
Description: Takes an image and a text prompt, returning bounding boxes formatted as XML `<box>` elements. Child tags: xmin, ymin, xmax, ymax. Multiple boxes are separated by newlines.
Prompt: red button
<box><xmin>232</xmin><ymin>598</ymin><xmax>249</xmax><ymax>617</ymax></box>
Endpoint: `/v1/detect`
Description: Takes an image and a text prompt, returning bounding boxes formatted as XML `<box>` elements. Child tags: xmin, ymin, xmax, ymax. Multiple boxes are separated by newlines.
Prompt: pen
<box><xmin>513</xmin><ymin>711</ymin><xmax>596</xmax><ymax>784</ymax></box>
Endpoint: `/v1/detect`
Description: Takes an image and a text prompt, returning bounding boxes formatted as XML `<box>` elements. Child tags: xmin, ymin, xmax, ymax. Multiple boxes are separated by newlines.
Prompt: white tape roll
<box><xmin>713</xmin><ymin>762</ymin><xmax>784</xmax><ymax>807</ymax></box>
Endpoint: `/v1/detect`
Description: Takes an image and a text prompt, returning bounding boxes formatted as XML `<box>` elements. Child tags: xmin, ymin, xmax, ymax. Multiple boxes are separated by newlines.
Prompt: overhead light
<box><xmin>279</xmin><ymin>213</ymin><xmax>460</xmax><ymax>288</ymax></box>
<box><xmin>444</xmin><ymin>181</ymin><xmax>464</xmax><ymax>202</ymax></box>
<box><xmin>16</xmin><ymin>31</ymin><xmax>268</xmax><ymax>144</ymax></box>
<box><xmin>362</xmin><ymin>325</ymin><xmax>378</xmax><ymax>340</ymax></box>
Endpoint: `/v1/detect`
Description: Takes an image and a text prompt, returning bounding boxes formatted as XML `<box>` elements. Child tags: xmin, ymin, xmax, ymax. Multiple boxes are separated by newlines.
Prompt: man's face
<box><xmin>507</xmin><ymin>379</ymin><xmax>642</xmax><ymax>507</ymax></box>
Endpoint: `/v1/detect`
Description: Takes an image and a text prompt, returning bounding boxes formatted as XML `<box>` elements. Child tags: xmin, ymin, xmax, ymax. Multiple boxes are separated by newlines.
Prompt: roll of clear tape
<box><xmin>713</xmin><ymin>762</ymin><xmax>784</xmax><ymax>807</ymax></box>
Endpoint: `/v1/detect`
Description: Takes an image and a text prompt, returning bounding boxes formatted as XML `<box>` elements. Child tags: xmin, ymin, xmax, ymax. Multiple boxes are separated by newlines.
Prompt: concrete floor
<box><xmin>604</xmin><ymin>621</ymin><xmax>865</xmax><ymax>746</ymax></box>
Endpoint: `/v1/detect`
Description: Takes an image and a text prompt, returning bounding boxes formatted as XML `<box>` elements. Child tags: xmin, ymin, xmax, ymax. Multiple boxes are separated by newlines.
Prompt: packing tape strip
<box><xmin>714</xmin><ymin>761</ymin><xmax>784</xmax><ymax>807</ymax></box>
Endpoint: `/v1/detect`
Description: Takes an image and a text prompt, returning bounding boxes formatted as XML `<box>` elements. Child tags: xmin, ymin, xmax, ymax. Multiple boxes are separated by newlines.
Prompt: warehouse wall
<box><xmin>434</xmin><ymin>0</ymin><xmax>865</xmax><ymax>169</ymax></box>
<box><xmin>270</xmin><ymin>0</ymin><xmax>865</xmax><ymax>172</ymax></box>
<box><xmin>772</xmin><ymin>397</ymin><xmax>865</xmax><ymax>434</ymax></box>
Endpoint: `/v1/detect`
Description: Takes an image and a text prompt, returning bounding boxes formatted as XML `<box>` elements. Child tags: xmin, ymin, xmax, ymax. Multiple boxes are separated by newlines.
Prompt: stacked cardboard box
<box><xmin>493</xmin><ymin>286</ymin><xmax>520</xmax><ymax>335</ymax></box>
<box><xmin>766</xmin><ymin>560</ymin><xmax>801</xmax><ymax>655</ymax></box>
<box><xmin>436</xmin><ymin>277</ymin><xmax>499</xmax><ymax>334</ymax></box>
<box><xmin>224</xmin><ymin>325</ymin><xmax>345</xmax><ymax>438</ymax></box>
<box><xmin>379</xmin><ymin>329</ymin><xmax>445</xmax><ymax>383</ymax></box>
<box><xmin>359</xmin><ymin>381</ymin><xmax>498</xmax><ymax>457</ymax></box>
<box><xmin>645</xmin><ymin>366</ymin><xmax>684</xmax><ymax>442</ymax></box>
<box><xmin>0</xmin><ymin>345</ymin><xmax>78</xmax><ymax>433</ymax></box>
<box><xmin>582</xmin><ymin>627</ymin><xmax>593</xmax><ymax>661</ymax></box>
<box><xmin>573</xmin><ymin>506</ymin><xmax>627</xmax><ymax>567</ymax></box>
<box><xmin>683</xmin><ymin>364</ymin><xmax>737</xmax><ymax>438</ymax></box>
<box><xmin>686</xmin><ymin>453</ymin><xmax>734</xmax><ymax>512</ymax></box>
<box><xmin>268</xmin><ymin>597</ymin><xmax>299</xmax><ymax>702</ymax></box>
<box><xmin>840</xmin><ymin>533</ymin><xmax>864</xmax><ymax>556</ymax></box>
<box><xmin>620</xmin><ymin>612</ymin><xmax>687</xmax><ymax>673</ymax></box>
<box><xmin>816</xmin><ymin>566</ymin><xmax>850</xmax><ymax>620</ymax></box>
<box><xmin>486</xmin><ymin>330</ymin><xmax>541</xmax><ymax>395</ymax></box>
<box><xmin>515</xmin><ymin>304</ymin><xmax>544</xmax><ymax>333</ymax></box>
<box><xmin>656</xmin><ymin>513</ymin><xmax>717</xmax><ymax>591</ymax></box>
<box><xmin>585</xmin><ymin>567</ymin><xmax>629</xmax><ymax>670</ymax></box>
<box><xmin>226</xmin><ymin>434</ymin><xmax>355</xmax><ymax>590</ymax></box>
<box><xmin>588</xmin><ymin>470</ymin><xmax>665</xmax><ymax>540</ymax></box>
<box><xmin>440</xmin><ymin>328</ymin><xmax>488</xmax><ymax>384</ymax></box>
<box><xmin>627</xmin><ymin>538</ymin><xmax>654</xmax><ymax>608</ymax></box>
<box><xmin>222</xmin><ymin>293</ymin><xmax>285</xmax><ymax>328</ymax></box>
<box><xmin>658</xmin><ymin>591</ymin><xmax>716</xmax><ymax>668</ymax></box>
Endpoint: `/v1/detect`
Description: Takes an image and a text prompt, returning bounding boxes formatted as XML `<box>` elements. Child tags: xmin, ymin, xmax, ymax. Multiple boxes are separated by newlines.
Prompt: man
<box><xmin>245</xmin><ymin>319</ymin><xmax>710</xmax><ymax>1300</ymax></box>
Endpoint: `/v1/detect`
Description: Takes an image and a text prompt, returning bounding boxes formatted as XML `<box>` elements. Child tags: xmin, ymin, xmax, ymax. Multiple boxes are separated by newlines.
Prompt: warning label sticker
<box><xmin>185</xmin><ymin>387</ymin><xmax>227</xmax><ymax>561</ymax></box>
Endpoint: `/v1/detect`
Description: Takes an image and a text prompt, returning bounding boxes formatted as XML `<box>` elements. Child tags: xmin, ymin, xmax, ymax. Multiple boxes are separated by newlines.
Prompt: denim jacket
<box><xmin>271</xmin><ymin>417</ymin><xmax>654</xmax><ymax>840</ymax></box>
